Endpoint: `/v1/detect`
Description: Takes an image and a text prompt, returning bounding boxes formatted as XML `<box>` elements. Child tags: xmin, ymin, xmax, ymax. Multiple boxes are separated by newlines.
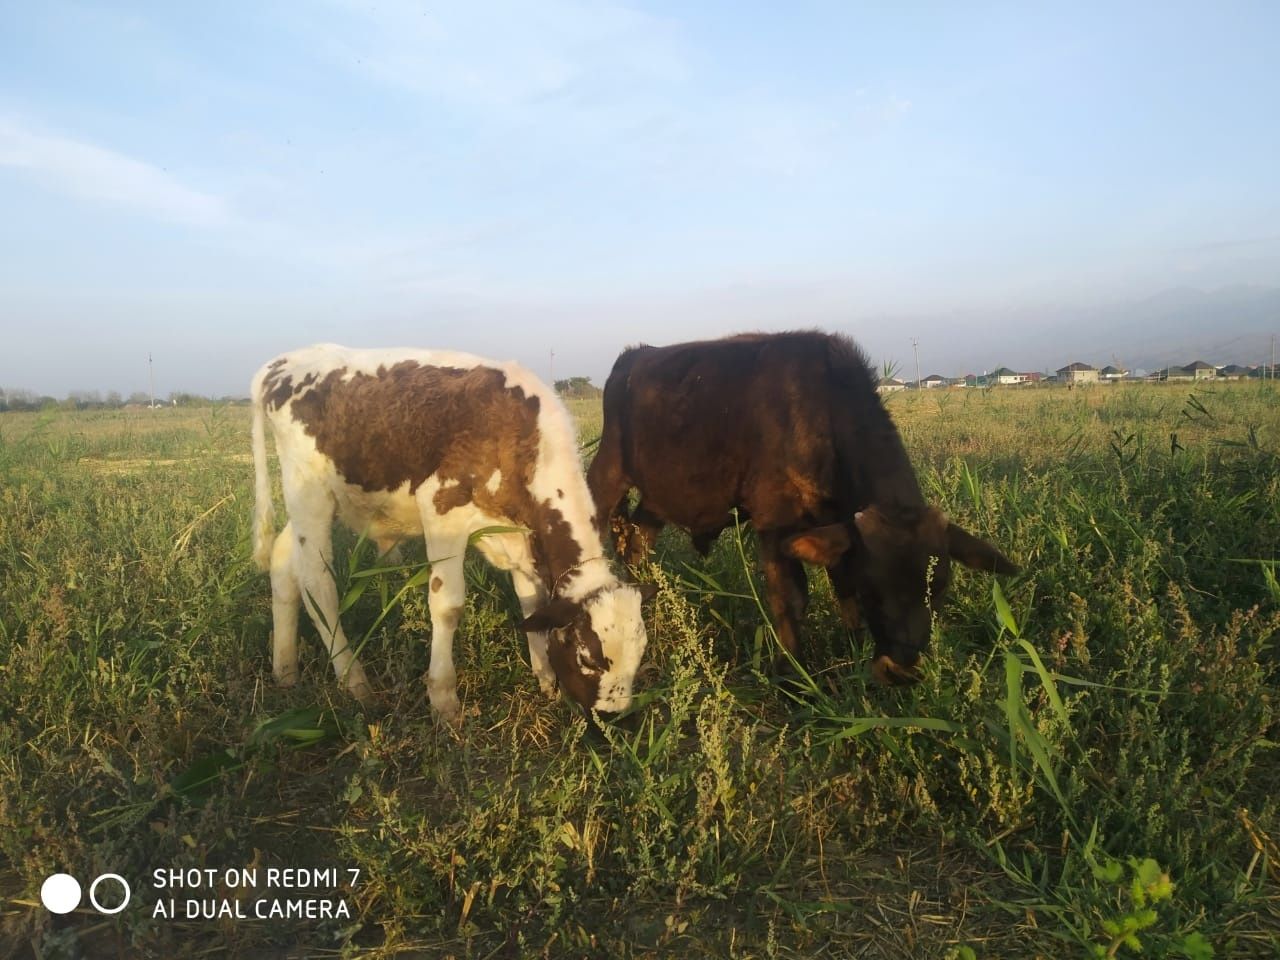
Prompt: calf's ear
<box><xmin>947</xmin><ymin>524</ymin><xmax>1019</xmax><ymax>575</ymax></box>
<box><xmin>635</xmin><ymin>582</ymin><xmax>659</xmax><ymax>604</ymax></box>
<box><xmin>521</xmin><ymin>597</ymin><xmax>580</xmax><ymax>632</ymax></box>
<box><xmin>784</xmin><ymin>524</ymin><xmax>852</xmax><ymax>566</ymax></box>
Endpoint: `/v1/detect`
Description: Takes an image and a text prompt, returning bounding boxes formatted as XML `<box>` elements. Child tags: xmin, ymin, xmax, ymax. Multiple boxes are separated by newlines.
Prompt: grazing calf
<box><xmin>251</xmin><ymin>344</ymin><xmax>653</xmax><ymax>723</ymax></box>
<box><xmin>588</xmin><ymin>331</ymin><xmax>1016</xmax><ymax>683</ymax></box>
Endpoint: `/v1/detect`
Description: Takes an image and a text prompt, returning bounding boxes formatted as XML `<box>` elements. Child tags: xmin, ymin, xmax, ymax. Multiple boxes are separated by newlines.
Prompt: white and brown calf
<box><xmin>250</xmin><ymin>344</ymin><xmax>654</xmax><ymax>724</ymax></box>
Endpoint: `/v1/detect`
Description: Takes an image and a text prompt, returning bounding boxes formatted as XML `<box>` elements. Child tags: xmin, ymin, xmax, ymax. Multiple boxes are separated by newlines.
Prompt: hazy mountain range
<box><xmin>5</xmin><ymin>284</ymin><xmax>1278</xmax><ymax>399</ymax></box>
<box><xmin>883</xmin><ymin>285</ymin><xmax>1280</xmax><ymax>379</ymax></box>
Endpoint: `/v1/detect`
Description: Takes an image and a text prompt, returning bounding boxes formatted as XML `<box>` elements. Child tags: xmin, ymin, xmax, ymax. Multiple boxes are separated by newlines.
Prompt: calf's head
<box><xmin>520</xmin><ymin>582</ymin><xmax>658</xmax><ymax>716</ymax></box>
<box><xmin>785</xmin><ymin>505</ymin><xmax>1017</xmax><ymax>683</ymax></box>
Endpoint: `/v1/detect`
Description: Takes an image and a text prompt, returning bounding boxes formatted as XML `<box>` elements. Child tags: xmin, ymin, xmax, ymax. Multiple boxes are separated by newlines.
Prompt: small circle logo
<box><xmin>89</xmin><ymin>874</ymin><xmax>131</xmax><ymax>914</ymax></box>
<box><xmin>40</xmin><ymin>874</ymin><xmax>82</xmax><ymax>914</ymax></box>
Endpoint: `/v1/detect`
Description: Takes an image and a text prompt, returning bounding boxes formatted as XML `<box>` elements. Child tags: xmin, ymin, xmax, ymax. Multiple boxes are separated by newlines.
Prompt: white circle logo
<box><xmin>40</xmin><ymin>874</ymin><xmax>82</xmax><ymax>914</ymax></box>
<box><xmin>89</xmin><ymin>874</ymin><xmax>131</xmax><ymax>914</ymax></box>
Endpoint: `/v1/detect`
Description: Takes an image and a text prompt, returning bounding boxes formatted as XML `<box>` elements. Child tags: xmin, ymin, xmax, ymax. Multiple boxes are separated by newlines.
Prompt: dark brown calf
<box><xmin>587</xmin><ymin>331</ymin><xmax>1017</xmax><ymax>681</ymax></box>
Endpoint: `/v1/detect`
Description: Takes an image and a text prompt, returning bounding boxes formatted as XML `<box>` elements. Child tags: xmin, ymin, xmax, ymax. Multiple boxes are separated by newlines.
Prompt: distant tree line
<box><xmin>554</xmin><ymin>376</ymin><xmax>601</xmax><ymax>399</ymax></box>
<box><xmin>0</xmin><ymin>389</ymin><xmax>250</xmax><ymax>412</ymax></box>
<box><xmin>5</xmin><ymin>376</ymin><xmax>608</xmax><ymax>411</ymax></box>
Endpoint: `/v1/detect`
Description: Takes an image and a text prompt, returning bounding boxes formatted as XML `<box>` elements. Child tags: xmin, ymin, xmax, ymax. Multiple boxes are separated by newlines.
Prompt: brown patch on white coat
<box><xmin>251</xmin><ymin>344</ymin><xmax>653</xmax><ymax>723</ymax></box>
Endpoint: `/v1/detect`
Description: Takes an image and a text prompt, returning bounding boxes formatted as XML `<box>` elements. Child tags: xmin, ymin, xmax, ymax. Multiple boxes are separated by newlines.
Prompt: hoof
<box><xmin>535</xmin><ymin>673</ymin><xmax>558</xmax><ymax>698</ymax></box>
<box><xmin>870</xmin><ymin>655</ymin><xmax>921</xmax><ymax>686</ymax></box>
<box><xmin>345</xmin><ymin>667</ymin><xmax>377</xmax><ymax>705</ymax></box>
<box><xmin>434</xmin><ymin>700</ymin><xmax>463</xmax><ymax>727</ymax></box>
<box><xmin>274</xmin><ymin>665</ymin><xmax>300</xmax><ymax>688</ymax></box>
<box><xmin>429</xmin><ymin>685</ymin><xmax>462</xmax><ymax>726</ymax></box>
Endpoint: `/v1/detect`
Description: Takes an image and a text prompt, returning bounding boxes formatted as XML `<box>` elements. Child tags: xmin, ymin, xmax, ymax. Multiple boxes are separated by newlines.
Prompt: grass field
<box><xmin>2</xmin><ymin>383</ymin><xmax>1279</xmax><ymax>958</ymax></box>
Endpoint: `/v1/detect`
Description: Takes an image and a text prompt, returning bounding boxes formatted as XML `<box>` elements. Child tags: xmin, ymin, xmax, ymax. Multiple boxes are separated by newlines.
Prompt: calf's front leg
<box><xmin>510</xmin><ymin>566</ymin><xmax>557</xmax><ymax>697</ymax></box>
<box><xmin>423</xmin><ymin>545</ymin><xmax>467</xmax><ymax>725</ymax></box>
<box><xmin>759</xmin><ymin>532</ymin><xmax>809</xmax><ymax>661</ymax></box>
<box><xmin>825</xmin><ymin>560</ymin><xmax>862</xmax><ymax>631</ymax></box>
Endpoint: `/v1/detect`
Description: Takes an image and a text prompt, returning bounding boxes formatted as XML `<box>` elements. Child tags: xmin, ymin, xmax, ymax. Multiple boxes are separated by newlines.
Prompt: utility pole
<box><xmin>148</xmin><ymin>352</ymin><xmax>155</xmax><ymax>410</ymax></box>
<box><xmin>910</xmin><ymin>337</ymin><xmax>921</xmax><ymax>389</ymax></box>
<box><xmin>1271</xmin><ymin>334</ymin><xmax>1275</xmax><ymax>381</ymax></box>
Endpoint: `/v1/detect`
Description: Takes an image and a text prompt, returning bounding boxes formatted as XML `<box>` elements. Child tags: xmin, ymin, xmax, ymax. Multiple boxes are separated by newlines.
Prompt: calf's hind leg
<box><xmin>269</xmin><ymin>521</ymin><xmax>301</xmax><ymax>686</ymax></box>
<box><xmin>285</xmin><ymin>496</ymin><xmax>375</xmax><ymax>704</ymax></box>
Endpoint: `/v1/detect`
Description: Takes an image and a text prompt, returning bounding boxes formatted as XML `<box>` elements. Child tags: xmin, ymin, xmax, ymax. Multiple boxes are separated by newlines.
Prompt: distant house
<box><xmin>876</xmin><ymin>377</ymin><xmax>906</xmax><ymax>394</ymax></box>
<box><xmin>1056</xmin><ymin>362</ymin><xmax>1099</xmax><ymax>384</ymax></box>
<box><xmin>990</xmin><ymin>366</ymin><xmax>1033</xmax><ymax>386</ymax></box>
<box><xmin>1099</xmin><ymin>365</ymin><xmax>1128</xmax><ymax>381</ymax></box>
<box><xmin>920</xmin><ymin>374</ymin><xmax>946</xmax><ymax>389</ymax></box>
<box><xmin>1217</xmin><ymin>364</ymin><xmax>1250</xmax><ymax>380</ymax></box>
<box><xmin>1162</xmin><ymin>366</ymin><xmax>1194</xmax><ymax>382</ymax></box>
<box><xmin>1185</xmin><ymin>360</ymin><xmax>1216</xmax><ymax>380</ymax></box>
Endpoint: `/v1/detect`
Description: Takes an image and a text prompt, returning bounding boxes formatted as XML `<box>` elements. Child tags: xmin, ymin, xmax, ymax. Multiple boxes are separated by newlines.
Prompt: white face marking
<box><xmin>485</xmin><ymin>469</ymin><xmax>502</xmax><ymax>495</ymax></box>
<box><xmin>584</xmin><ymin>585</ymin><xmax>649</xmax><ymax>712</ymax></box>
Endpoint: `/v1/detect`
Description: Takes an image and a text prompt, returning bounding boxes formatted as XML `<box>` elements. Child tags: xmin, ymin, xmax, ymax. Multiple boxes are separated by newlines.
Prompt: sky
<box><xmin>1</xmin><ymin>0</ymin><xmax>1279</xmax><ymax>396</ymax></box>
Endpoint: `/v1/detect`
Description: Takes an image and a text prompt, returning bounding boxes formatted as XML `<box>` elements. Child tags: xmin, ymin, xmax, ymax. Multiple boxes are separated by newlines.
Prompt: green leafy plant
<box><xmin>1087</xmin><ymin>857</ymin><xmax>1212</xmax><ymax>959</ymax></box>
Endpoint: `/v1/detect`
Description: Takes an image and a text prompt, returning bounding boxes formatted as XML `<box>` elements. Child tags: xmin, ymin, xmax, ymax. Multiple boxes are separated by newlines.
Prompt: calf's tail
<box><xmin>251</xmin><ymin>392</ymin><xmax>275</xmax><ymax>572</ymax></box>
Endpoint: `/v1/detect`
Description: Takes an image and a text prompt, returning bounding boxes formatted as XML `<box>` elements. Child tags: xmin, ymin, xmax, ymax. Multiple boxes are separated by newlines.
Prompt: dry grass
<box><xmin>1</xmin><ymin>382</ymin><xmax>1277</xmax><ymax>958</ymax></box>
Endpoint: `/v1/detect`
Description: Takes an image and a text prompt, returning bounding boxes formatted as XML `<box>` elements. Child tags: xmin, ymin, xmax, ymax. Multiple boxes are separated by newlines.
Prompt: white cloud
<box><xmin>315</xmin><ymin>0</ymin><xmax>686</xmax><ymax>108</ymax></box>
<box><xmin>0</xmin><ymin>118</ymin><xmax>230</xmax><ymax>227</ymax></box>
<box><xmin>885</xmin><ymin>95</ymin><xmax>912</xmax><ymax>117</ymax></box>
<box><xmin>288</xmin><ymin>2</ymin><xmax>908</xmax><ymax>190</ymax></box>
